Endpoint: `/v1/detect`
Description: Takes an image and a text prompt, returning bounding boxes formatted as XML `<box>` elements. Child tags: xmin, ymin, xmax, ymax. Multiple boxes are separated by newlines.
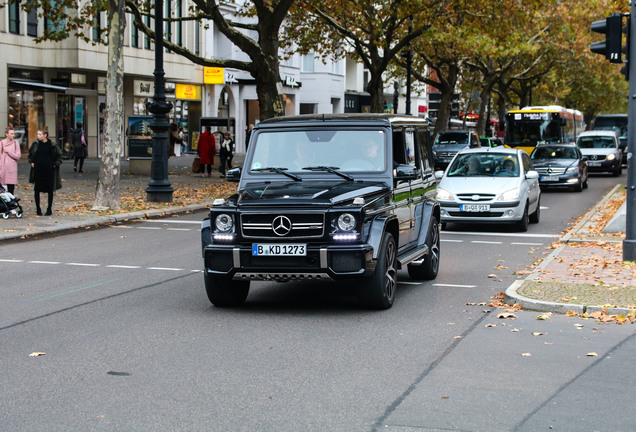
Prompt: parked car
<box><xmin>576</xmin><ymin>130</ymin><xmax>623</xmax><ymax>176</ymax></box>
<box><xmin>202</xmin><ymin>114</ymin><xmax>441</xmax><ymax>310</ymax></box>
<box><xmin>592</xmin><ymin>114</ymin><xmax>627</xmax><ymax>164</ymax></box>
<box><xmin>530</xmin><ymin>143</ymin><xmax>588</xmax><ymax>192</ymax></box>
<box><xmin>432</xmin><ymin>129</ymin><xmax>481</xmax><ymax>170</ymax></box>
<box><xmin>435</xmin><ymin>147</ymin><xmax>541</xmax><ymax>231</ymax></box>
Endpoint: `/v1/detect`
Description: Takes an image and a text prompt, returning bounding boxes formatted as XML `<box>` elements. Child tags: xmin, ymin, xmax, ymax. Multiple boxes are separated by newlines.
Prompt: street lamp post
<box><xmin>146</xmin><ymin>0</ymin><xmax>174</xmax><ymax>202</ymax></box>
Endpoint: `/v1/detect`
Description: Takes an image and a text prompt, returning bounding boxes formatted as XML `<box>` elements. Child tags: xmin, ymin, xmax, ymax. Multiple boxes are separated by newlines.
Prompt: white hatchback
<box><xmin>435</xmin><ymin>147</ymin><xmax>541</xmax><ymax>231</ymax></box>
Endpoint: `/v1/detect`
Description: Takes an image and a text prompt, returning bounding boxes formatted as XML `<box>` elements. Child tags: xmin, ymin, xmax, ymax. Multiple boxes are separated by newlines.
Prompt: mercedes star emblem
<box><xmin>272</xmin><ymin>215</ymin><xmax>293</xmax><ymax>236</ymax></box>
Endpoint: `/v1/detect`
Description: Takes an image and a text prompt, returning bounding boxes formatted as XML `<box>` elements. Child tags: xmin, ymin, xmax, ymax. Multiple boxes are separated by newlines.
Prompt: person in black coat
<box><xmin>28</xmin><ymin>126</ymin><xmax>63</xmax><ymax>216</ymax></box>
<box><xmin>71</xmin><ymin>121</ymin><xmax>87</xmax><ymax>173</ymax></box>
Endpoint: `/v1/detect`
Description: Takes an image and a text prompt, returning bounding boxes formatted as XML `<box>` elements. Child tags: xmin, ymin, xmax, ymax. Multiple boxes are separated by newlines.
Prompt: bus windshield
<box><xmin>505</xmin><ymin>116</ymin><xmax>561</xmax><ymax>147</ymax></box>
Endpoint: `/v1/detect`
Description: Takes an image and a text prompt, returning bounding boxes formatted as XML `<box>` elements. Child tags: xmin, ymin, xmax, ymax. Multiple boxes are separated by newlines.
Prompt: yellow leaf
<box><xmin>536</xmin><ymin>313</ymin><xmax>552</xmax><ymax>320</ymax></box>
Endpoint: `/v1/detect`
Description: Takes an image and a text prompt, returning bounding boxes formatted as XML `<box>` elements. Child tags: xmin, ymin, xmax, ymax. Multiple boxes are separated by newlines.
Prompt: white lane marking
<box><xmin>441</xmin><ymin>239</ymin><xmax>463</xmax><ymax>243</ymax></box>
<box><xmin>470</xmin><ymin>240</ymin><xmax>502</xmax><ymax>244</ymax></box>
<box><xmin>166</xmin><ymin>228</ymin><xmax>192</xmax><ymax>231</ymax></box>
<box><xmin>0</xmin><ymin>259</ymin><xmax>23</xmax><ymax>263</ymax></box>
<box><xmin>111</xmin><ymin>225</ymin><xmax>132</xmax><ymax>229</ymax></box>
<box><xmin>106</xmin><ymin>265</ymin><xmax>142</xmax><ymax>269</ymax></box>
<box><xmin>28</xmin><ymin>261</ymin><xmax>60</xmax><ymax>265</ymax></box>
<box><xmin>442</xmin><ymin>231</ymin><xmax>560</xmax><ymax>239</ymax></box>
<box><xmin>511</xmin><ymin>242</ymin><xmax>544</xmax><ymax>246</ymax></box>
<box><xmin>433</xmin><ymin>283</ymin><xmax>476</xmax><ymax>288</ymax></box>
<box><xmin>147</xmin><ymin>267</ymin><xmax>183</xmax><ymax>271</ymax></box>
<box><xmin>139</xmin><ymin>219</ymin><xmax>202</xmax><ymax>225</ymax></box>
<box><xmin>137</xmin><ymin>227</ymin><xmax>162</xmax><ymax>230</ymax></box>
<box><xmin>66</xmin><ymin>263</ymin><xmax>101</xmax><ymax>267</ymax></box>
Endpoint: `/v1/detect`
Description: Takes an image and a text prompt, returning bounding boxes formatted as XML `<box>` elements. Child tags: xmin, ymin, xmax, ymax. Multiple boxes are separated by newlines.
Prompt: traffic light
<box><xmin>621</xmin><ymin>18</ymin><xmax>630</xmax><ymax>80</ymax></box>
<box><xmin>591</xmin><ymin>14</ymin><xmax>623</xmax><ymax>63</ymax></box>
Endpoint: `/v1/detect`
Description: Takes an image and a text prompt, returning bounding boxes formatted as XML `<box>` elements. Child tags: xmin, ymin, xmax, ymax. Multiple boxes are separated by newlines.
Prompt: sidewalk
<box><xmin>504</xmin><ymin>183</ymin><xmax>636</xmax><ymax>317</ymax></box>
<box><xmin>1</xmin><ymin>153</ymin><xmax>243</xmax><ymax>241</ymax></box>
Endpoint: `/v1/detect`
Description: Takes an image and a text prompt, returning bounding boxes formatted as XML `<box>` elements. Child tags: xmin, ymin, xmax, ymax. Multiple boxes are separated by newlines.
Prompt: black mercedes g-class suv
<box><xmin>201</xmin><ymin>114</ymin><xmax>441</xmax><ymax>309</ymax></box>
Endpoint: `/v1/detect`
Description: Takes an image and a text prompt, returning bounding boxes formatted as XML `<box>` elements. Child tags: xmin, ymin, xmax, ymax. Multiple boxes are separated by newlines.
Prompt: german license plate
<box><xmin>588</xmin><ymin>161</ymin><xmax>601</xmax><ymax>167</ymax></box>
<box><xmin>252</xmin><ymin>244</ymin><xmax>307</xmax><ymax>256</ymax></box>
<box><xmin>460</xmin><ymin>204</ymin><xmax>490</xmax><ymax>212</ymax></box>
<box><xmin>541</xmin><ymin>175</ymin><xmax>559</xmax><ymax>181</ymax></box>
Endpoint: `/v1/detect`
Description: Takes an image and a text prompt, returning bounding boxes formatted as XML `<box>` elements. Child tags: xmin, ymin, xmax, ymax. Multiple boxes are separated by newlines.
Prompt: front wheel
<box><xmin>408</xmin><ymin>217</ymin><xmax>440</xmax><ymax>280</ymax></box>
<box><xmin>529</xmin><ymin>198</ymin><xmax>540</xmax><ymax>224</ymax></box>
<box><xmin>517</xmin><ymin>203</ymin><xmax>529</xmax><ymax>232</ymax></box>
<box><xmin>359</xmin><ymin>232</ymin><xmax>397</xmax><ymax>310</ymax></box>
<box><xmin>204</xmin><ymin>273</ymin><xmax>250</xmax><ymax>307</ymax></box>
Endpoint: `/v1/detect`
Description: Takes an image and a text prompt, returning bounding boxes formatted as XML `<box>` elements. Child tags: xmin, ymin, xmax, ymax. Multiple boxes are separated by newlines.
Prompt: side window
<box><xmin>416</xmin><ymin>129</ymin><xmax>431</xmax><ymax>171</ymax></box>
<box><xmin>392</xmin><ymin>129</ymin><xmax>406</xmax><ymax>165</ymax></box>
<box><xmin>404</xmin><ymin>129</ymin><xmax>416</xmax><ymax>166</ymax></box>
<box><xmin>522</xmin><ymin>153</ymin><xmax>532</xmax><ymax>172</ymax></box>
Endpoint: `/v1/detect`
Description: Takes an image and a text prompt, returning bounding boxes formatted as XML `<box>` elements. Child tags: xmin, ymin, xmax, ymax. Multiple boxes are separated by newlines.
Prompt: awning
<box><xmin>8</xmin><ymin>79</ymin><xmax>97</xmax><ymax>96</ymax></box>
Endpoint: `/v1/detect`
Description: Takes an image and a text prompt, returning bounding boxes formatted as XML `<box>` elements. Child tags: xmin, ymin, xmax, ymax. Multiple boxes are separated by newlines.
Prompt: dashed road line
<box><xmin>433</xmin><ymin>283</ymin><xmax>477</xmax><ymax>288</ymax></box>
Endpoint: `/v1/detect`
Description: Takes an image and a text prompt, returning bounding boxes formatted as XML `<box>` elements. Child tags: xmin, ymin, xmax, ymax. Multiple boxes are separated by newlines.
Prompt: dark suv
<box><xmin>201</xmin><ymin>114</ymin><xmax>441</xmax><ymax>309</ymax></box>
<box><xmin>432</xmin><ymin>130</ymin><xmax>481</xmax><ymax>170</ymax></box>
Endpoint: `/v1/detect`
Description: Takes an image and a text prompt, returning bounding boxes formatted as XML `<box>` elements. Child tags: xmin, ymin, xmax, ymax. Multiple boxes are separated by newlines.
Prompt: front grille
<box><xmin>436</xmin><ymin>151</ymin><xmax>456</xmax><ymax>158</ymax></box>
<box><xmin>241</xmin><ymin>213</ymin><xmax>325</xmax><ymax>239</ymax></box>
<box><xmin>456</xmin><ymin>193</ymin><xmax>496</xmax><ymax>202</ymax></box>
<box><xmin>535</xmin><ymin>167</ymin><xmax>566</xmax><ymax>175</ymax></box>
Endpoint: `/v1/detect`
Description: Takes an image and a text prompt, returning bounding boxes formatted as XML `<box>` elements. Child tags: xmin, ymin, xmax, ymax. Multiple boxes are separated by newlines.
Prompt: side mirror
<box><xmin>394</xmin><ymin>164</ymin><xmax>418</xmax><ymax>180</ymax></box>
<box><xmin>226</xmin><ymin>167</ymin><xmax>241</xmax><ymax>182</ymax></box>
<box><xmin>434</xmin><ymin>170</ymin><xmax>444</xmax><ymax>179</ymax></box>
<box><xmin>526</xmin><ymin>170</ymin><xmax>539</xmax><ymax>180</ymax></box>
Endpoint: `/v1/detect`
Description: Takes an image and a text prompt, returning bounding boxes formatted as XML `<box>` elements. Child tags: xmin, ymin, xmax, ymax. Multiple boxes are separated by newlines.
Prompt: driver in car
<box><xmin>495</xmin><ymin>158</ymin><xmax>517</xmax><ymax>175</ymax></box>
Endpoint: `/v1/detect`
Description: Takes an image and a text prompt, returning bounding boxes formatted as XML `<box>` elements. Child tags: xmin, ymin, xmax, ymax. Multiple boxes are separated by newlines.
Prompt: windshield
<box><xmin>447</xmin><ymin>152</ymin><xmax>519</xmax><ymax>177</ymax></box>
<box><xmin>531</xmin><ymin>146</ymin><xmax>578</xmax><ymax>160</ymax></box>
<box><xmin>594</xmin><ymin>117</ymin><xmax>627</xmax><ymax>139</ymax></box>
<box><xmin>578</xmin><ymin>136</ymin><xmax>616</xmax><ymax>149</ymax></box>
<box><xmin>505</xmin><ymin>117</ymin><xmax>561</xmax><ymax>146</ymax></box>
<box><xmin>249</xmin><ymin>129</ymin><xmax>387</xmax><ymax>173</ymax></box>
<box><xmin>435</xmin><ymin>131</ymin><xmax>469</xmax><ymax>145</ymax></box>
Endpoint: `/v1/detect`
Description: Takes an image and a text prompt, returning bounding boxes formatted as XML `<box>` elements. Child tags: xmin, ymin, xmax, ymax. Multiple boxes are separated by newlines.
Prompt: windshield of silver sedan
<box><xmin>248</xmin><ymin>129</ymin><xmax>387</xmax><ymax>173</ymax></box>
<box><xmin>448</xmin><ymin>153</ymin><xmax>519</xmax><ymax>177</ymax></box>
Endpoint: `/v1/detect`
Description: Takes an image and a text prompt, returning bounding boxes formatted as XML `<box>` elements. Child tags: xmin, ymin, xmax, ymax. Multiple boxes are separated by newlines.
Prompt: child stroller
<box><xmin>0</xmin><ymin>185</ymin><xmax>23</xmax><ymax>219</ymax></box>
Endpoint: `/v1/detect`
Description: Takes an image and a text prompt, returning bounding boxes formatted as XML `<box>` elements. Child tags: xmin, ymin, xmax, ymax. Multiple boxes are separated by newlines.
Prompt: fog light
<box><xmin>507</xmin><ymin>210</ymin><xmax>515</xmax><ymax>216</ymax></box>
<box><xmin>566</xmin><ymin>179</ymin><xmax>578</xmax><ymax>183</ymax></box>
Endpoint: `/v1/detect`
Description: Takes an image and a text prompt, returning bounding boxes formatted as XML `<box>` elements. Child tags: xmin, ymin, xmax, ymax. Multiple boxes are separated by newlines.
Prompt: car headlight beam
<box><xmin>498</xmin><ymin>187</ymin><xmax>520</xmax><ymax>201</ymax></box>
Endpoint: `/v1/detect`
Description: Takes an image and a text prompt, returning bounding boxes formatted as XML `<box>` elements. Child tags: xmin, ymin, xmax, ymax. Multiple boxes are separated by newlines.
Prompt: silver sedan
<box><xmin>435</xmin><ymin>148</ymin><xmax>541</xmax><ymax>232</ymax></box>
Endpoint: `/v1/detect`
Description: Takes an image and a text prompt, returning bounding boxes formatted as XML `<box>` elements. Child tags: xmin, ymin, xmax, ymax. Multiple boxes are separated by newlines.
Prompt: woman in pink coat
<box><xmin>0</xmin><ymin>127</ymin><xmax>21</xmax><ymax>194</ymax></box>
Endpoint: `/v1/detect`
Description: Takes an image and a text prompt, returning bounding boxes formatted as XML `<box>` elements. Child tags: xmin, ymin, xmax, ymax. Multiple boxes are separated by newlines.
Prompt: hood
<box><xmin>237</xmin><ymin>180</ymin><xmax>389</xmax><ymax>206</ymax></box>
<box><xmin>531</xmin><ymin>159</ymin><xmax>576</xmax><ymax>169</ymax></box>
<box><xmin>438</xmin><ymin>176</ymin><xmax>520</xmax><ymax>195</ymax></box>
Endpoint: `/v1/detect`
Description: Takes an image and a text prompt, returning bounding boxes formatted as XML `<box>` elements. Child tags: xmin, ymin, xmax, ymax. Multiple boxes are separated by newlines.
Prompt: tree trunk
<box><xmin>253</xmin><ymin>62</ymin><xmax>285</xmax><ymax>120</ymax></box>
<box><xmin>475</xmin><ymin>78</ymin><xmax>496</xmax><ymax>137</ymax></box>
<box><xmin>367</xmin><ymin>71</ymin><xmax>386</xmax><ymax>113</ymax></box>
<box><xmin>92</xmin><ymin>0</ymin><xmax>126</xmax><ymax>211</ymax></box>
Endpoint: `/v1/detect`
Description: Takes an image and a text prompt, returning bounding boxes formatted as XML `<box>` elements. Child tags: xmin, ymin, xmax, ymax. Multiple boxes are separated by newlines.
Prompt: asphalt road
<box><xmin>1</xmin><ymin>171</ymin><xmax>634</xmax><ymax>432</ymax></box>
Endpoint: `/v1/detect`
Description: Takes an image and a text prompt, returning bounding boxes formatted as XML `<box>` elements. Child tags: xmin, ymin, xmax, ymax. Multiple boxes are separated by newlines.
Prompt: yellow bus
<box><xmin>505</xmin><ymin>105</ymin><xmax>585</xmax><ymax>154</ymax></box>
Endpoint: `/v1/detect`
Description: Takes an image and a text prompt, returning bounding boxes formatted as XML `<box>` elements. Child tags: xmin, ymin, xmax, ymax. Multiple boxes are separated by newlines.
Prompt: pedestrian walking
<box><xmin>28</xmin><ymin>126</ymin><xmax>62</xmax><ymax>216</ymax></box>
<box><xmin>169</xmin><ymin>122</ymin><xmax>180</xmax><ymax>157</ymax></box>
<box><xmin>198</xmin><ymin>125</ymin><xmax>216</xmax><ymax>177</ymax></box>
<box><xmin>179</xmin><ymin>126</ymin><xmax>187</xmax><ymax>156</ymax></box>
<box><xmin>0</xmin><ymin>126</ymin><xmax>21</xmax><ymax>194</ymax></box>
<box><xmin>71</xmin><ymin>121</ymin><xmax>87</xmax><ymax>173</ymax></box>
<box><xmin>219</xmin><ymin>132</ymin><xmax>235</xmax><ymax>178</ymax></box>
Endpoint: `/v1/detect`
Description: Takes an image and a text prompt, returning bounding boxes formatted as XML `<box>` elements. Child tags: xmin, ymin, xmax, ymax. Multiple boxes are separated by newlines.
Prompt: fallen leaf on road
<box><xmin>488</xmin><ymin>274</ymin><xmax>498</xmax><ymax>278</ymax></box>
<box><xmin>587</xmin><ymin>352</ymin><xmax>598</xmax><ymax>357</ymax></box>
<box><xmin>532</xmin><ymin>332</ymin><xmax>544</xmax><ymax>336</ymax></box>
<box><xmin>29</xmin><ymin>352</ymin><xmax>45</xmax><ymax>357</ymax></box>
<box><xmin>497</xmin><ymin>312</ymin><xmax>516</xmax><ymax>319</ymax></box>
<box><xmin>511</xmin><ymin>328</ymin><xmax>520</xmax><ymax>332</ymax></box>
<box><xmin>521</xmin><ymin>352</ymin><xmax>532</xmax><ymax>357</ymax></box>
<box><xmin>485</xmin><ymin>323</ymin><xmax>497</xmax><ymax>327</ymax></box>
<box><xmin>536</xmin><ymin>313</ymin><xmax>552</xmax><ymax>320</ymax></box>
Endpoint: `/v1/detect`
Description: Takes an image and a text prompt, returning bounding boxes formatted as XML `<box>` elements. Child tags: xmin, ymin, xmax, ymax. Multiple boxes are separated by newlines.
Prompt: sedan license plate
<box><xmin>541</xmin><ymin>175</ymin><xmax>559</xmax><ymax>181</ymax></box>
<box><xmin>588</xmin><ymin>161</ymin><xmax>601</xmax><ymax>167</ymax></box>
<box><xmin>252</xmin><ymin>244</ymin><xmax>307</xmax><ymax>256</ymax></box>
<box><xmin>460</xmin><ymin>204</ymin><xmax>490</xmax><ymax>212</ymax></box>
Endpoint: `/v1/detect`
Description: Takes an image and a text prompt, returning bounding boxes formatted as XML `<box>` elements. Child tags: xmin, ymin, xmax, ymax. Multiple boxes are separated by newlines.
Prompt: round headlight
<box><xmin>215</xmin><ymin>214</ymin><xmax>234</xmax><ymax>232</ymax></box>
<box><xmin>337</xmin><ymin>213</ymin><xmax>356</xmax><ymax>231</ymax></box>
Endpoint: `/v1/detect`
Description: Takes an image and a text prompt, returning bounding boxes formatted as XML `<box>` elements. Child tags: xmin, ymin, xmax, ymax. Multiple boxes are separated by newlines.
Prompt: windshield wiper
<box><xmin>252</xmin><ymin>167</ymin><xmax>302</xmax><ymax>181</ymax></box>
<box><xmin>302</xmin><ymin>166</ymin><xmax>354</xmax><ymax>181</ymax></box>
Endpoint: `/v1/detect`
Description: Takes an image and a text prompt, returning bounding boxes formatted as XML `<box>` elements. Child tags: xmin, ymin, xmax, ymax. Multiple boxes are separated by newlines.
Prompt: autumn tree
<box><xmin>289</xmin><ymin>0</ymin><xmax>449</xmax><ymax>113</ymax></box>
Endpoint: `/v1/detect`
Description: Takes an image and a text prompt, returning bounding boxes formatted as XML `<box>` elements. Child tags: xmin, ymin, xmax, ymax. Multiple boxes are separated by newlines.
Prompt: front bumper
<box><xmin>586</xmin><ymin>159</ymin><xmax>620</xmax><ymax>172</ymax></box>
<box><xmin>438</xmin><ymin>200</ymin><xmax>524</xmax><ymax>224</ymax></box>
<box><xmin>203</xmin><ymin>243</ymin><xmax>375</xmax><ymax>281</ymax></box>
<box><xmin>538</xmin><ymin>173</ymin><xmax>582</xmax><ymax>188</ymax></box>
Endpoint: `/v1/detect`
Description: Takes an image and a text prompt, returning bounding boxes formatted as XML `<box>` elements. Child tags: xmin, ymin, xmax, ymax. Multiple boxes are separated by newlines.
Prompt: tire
<box><xmin>359</xmin><ymin>232</ymin><xmax>397</xmax><ymax>310</ymax></box>
<box><xmin>613</xmin><ymin>164</ymin><xmax>622</xmax><ymax>177</ymax></box>
<box><xmin>573</xmin><ymin>180</ymin><xmax>583</xmax><ymax>192</ymax></box>
<box><xmin>529</xmin><ymin>198</ymin><xmax>540</xmax><ymax>224</ymax></box>
<box><xmin>204</xmin><ymin>273</ymin><xmax>250</xmax><ymax>307</ymax></box>
<box><xmin>517</xmin><ymin>203</ymin><xmax>529</xmax><ymax>232</ymax></box>
<box><xmin>408</xmin><ymin>216</ymin><xmax>440</xmax><ymax>280</ymax></box>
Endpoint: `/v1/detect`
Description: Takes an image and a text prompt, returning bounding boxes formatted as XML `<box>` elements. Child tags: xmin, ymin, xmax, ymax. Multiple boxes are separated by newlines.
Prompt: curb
<box><xmin>505</xmin><ymin>184</ymin><xmax>634</xmax><ymax>316</ymax></box>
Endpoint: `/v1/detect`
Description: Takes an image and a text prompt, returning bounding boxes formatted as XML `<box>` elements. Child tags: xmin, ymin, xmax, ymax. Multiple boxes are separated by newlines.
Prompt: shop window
<box><xmin>302</xmin><ymin>53</ymin><xmax>315</xmax><ymax>73</ymax></box>
<box><xmin>9</xmin><ymin>0</ymin><xmax>20</xmax><ymax>34</ymax></box>
<box><xmin>92</xmin><ymin>13</ymin><xmax>102</xmax><ymax>42</ymax></box>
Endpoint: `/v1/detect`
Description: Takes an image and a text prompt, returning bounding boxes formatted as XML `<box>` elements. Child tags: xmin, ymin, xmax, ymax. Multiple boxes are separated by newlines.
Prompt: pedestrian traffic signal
<box><xmin>591</xmin><ymin>14</ymin><xmax>623</xmax><ymax>63</ymax></box>
<box><xmin>621</xmin><ymin>17</ymin><xmax>630</xmax><ymax>80</ymax></box>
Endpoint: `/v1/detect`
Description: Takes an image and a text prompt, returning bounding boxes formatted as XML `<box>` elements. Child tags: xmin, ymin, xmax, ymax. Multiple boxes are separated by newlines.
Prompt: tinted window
<box><xmin>435</xmin><ymin>131</ymin><xmax>469</xmax><ymax>145</ymax></box>
<box><xmin>578</xmin><ymin>136</ymin><xmax>617</xmax><ymax>149</ymax></box>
